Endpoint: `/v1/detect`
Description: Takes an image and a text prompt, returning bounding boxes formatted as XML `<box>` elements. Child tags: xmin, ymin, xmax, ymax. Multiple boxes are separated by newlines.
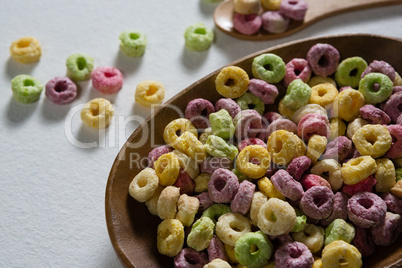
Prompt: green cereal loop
<box><xmin>335</xmin><ymin>57</ymin><xmax>368</xmax><ymax>88</ymax></box>
<box><xmin>210</xmin><ymin>109</ymin><xmax>235</xmax><ymax>140</ymax></box>
<box><xmin>324</xmin><ymin>219</ymin><xmax>355</xmax><ymax>246</ymax></box>
<box><xmin>187</xmin><ymin>217</ymin><xmax>215</xmax><ymax>251</ymax></box>
<box><xmin>358</xmin><ymin>72</ymin><xmax>393</xmax><ymax>104</ymax></box>
<box><xmin>11</xmin><ymin>74</ymin><xmax>43</xmax><ymax>103</ymax></box>
<box><xmin>119</xmin><ymin>31</ymin><xmax>147</xmax><ymax>57</ymax></box>
<box><xmin>232</xmin><ymin>168</ymin><xmax>252</xmax><ymax>182</ymax></box>
<box><xmin>66</xmin><ymin>53</ymin><xmax>94</xmax><ymax>81</ymax></box>
<box><xmin>236</xmin><ymin>92</ymin><xmax>265</xmax><ymax>115</ymax></box>
<box><xmin>252</xmin><ymin>53</ymin><xmax>286</xmax><ymax>84</ymax></box>
<box><xmin>234</xmin><ymin>231</ymin><xmax>273</xmax><ymax>268</ymax></box>
<box><xmin>291</xmin><ymin>215</ymin><xmax>307</xmax><ymax>232</ymax></box>
<box><xmin>202</xmin><ymin>204</ymin><xmax>231</xmax><ymax>224</ymax></box>
<box><xmin>205</xmin><ymin>135</ymin><xmax>239</xmax><ymax>160</ymax></box>
<box><xmin>283</xmin><ymin>79</ymin><xmax>312</xmax><ymax>110</ymax></box>
<box><xmin>396</xmin><ymin>168</ymin><xmax>402</xmax><ymax>182</ymax></box>
<box><xmin>184</xmin><ymin>23</ymin><xmax>214</xmax><ymax>51</ymax></box>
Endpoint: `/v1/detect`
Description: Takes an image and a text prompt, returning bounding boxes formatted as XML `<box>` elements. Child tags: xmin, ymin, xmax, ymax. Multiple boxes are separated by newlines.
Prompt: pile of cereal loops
<box><xmin>9</xmin><ymin>31</ymin><xmax>173</xmax><ymax>127</ymax></box>
<box><xmin>128</xmin><ymin>42</ymin><xmax>402</xmax><ymax>268</ymax></box>
<box><xmin>233</xmin><ymin>0</ymin><xmax>308</xmax><ymax>35</ymax></box>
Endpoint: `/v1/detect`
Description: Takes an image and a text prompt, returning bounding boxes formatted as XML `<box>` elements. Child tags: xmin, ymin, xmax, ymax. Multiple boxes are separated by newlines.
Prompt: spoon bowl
<box><xmin>214</xmin><ymin>0</ymin><xmax>402</xmax><ymax>41</ymax></box>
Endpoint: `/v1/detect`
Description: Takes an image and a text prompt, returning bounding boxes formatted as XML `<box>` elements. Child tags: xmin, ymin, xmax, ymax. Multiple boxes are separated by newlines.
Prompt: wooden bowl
<box><xmin>106</xmin><ymin>34</ymin><xmax>402</xmax><ymax>268</ymax></box>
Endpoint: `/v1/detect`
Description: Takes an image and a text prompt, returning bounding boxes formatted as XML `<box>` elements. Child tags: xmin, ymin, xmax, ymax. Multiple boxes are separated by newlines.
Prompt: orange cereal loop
<box><xmin>81</xmin><ymin>98</ymin><xmax>114</xmax><ymax>128</ymax></box>
<box><xmin>309</xmin><ymin>83</ymin><xmax>338</xmax><ymax>108</ymax></box>
<box><xmin>135</xmin><ymin>80</ymin><xmax>165</xmax><ymax>107</ymax></box>
<box><xmin>215</xmin><ymin>66</ymin><xmax>249</xmax><ymax>98</ymax></box>
<box><xmin>9</xmin><ymin>36</ymin><xmax>42</xmax><ymax>63</ymax></box>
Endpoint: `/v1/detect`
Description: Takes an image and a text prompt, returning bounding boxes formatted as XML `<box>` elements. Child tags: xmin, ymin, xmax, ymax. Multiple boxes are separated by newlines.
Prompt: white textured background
<box><xmin>0</xmin><ymin>1</ymin><xmax>402</xmax><ymax>267</ymax></box>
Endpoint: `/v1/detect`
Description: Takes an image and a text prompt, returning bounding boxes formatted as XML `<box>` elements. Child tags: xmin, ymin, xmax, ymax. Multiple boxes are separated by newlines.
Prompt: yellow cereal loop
<box><xmin>278</xmin><ymin>98</ymin><xmax>296</xmax><ymax>118</ymax></box>
<box><xmin>341</xmin><ymin>156</ymin><xmax>377</xmax><ymax>185</ymax></box>
<box><xmin>312</xmin><ymin>257</ymin><xmax>323</xmax><ymax>268</ymax></box>
<box><xmin>135</xmin><ymin>80</ymin><xmax>165</xmax><ymax>107</ymax></box>
<box><xmin>154</xmin><ymin>152</ymin><xmax>180</xmax><ymax>186</ymax></box>
<box><xmin>236</xmin><ymin>145</ymin><xmax>271</xmax><ymax>179</ymax></box>
<box><xmin>257</xmin><ymin>198</ymin><xmax>296</xmax><ymax>236</ymax></box>
<box><xmin>261</xmin><ymin>0</ymin><xmax>281</xmax><ymax>10</ymax></box>
<box><xmin>308</xmin><ymin>76</ymin><xmax>337</xmax><ymax>88</ymax></box>
<box><xmin>145</xmin><ymin>185</ymin><xmax>164</xmax><ymax>216</ymax></box>
<box><xmin>81</xmin><ymin>98</ymin><xmax>114</xmax><ymax>128</ymax></box>
<box><xmin>174</xmin><ymin>131</ymin><xmax>207</xmax><ymax>163</ymax></box>
<box><xmin>224</xmin><ymin>243</ymin><xmax>239</xmax><ymax>264</ymax></box>
<box><xmin>172</xmin><ymin>150</ymin><xmax>200</xmax><ymax>179</ymax></box>
<box><xmin>329</xmin><ymin>118</ymin><xmax>346</xmax><ymax>141</ymax></box>
<box><xmin>267</xmin><ymin>130</ymin><xmax>306</xmax><ymax>166</ymax></box>
<box><xmin>250</xmin><ymin>191</ymin><xmax>268</xmax><ymax>226</ymax></box>
<box><xmin>352</xmin><ymin>124</ymin><xmax>392</xmax><ymax>158</ymax></box>
<box><xmin>307</xmin><ymin>135</ymin><xmax>327</xmax><ymax>163</ymax></box>
<box><xmin>215</xmin><ymin>66</ymin><xmax>249</xmax><ymax>98</ymax></box>
<box><xmin>375</xmin><ymin>158</ymin><xmax>396</xmax><ymax>192</ymax></box>
<box><xmin>157</xmin><ymin>186</ymin><xmax>181</xmax><ymax>219</ymax></box>
<box><xmin>157</xmin><ymin>219</ymin><xmax>185</xmax><ymax>257</ymax></box>
<box><xmin>291</xmin><ymin>224</ymin><xmax>324</xmax><ymax>253</ymax></box>
<box><xmin>258</xmin><ymin>177</ymin><xmax>285</xmax><ymax>200</ymax></box>
<box><xmin>321</xmin><ymin>240</ymin><xmax>362</xmax><ymax>268</ymax></box>
<box><xmin>333</xmin><ymin>88</ymin><xmax>365</xmax><ymax>122</ymax></box>
<box><xmin>194</xmin><ymin>173</ymin><xmax>211</xmax><ymax>193</ymax></box>
<box><xmin>163</xmin><ymin>118</ymin><xmax>198</xmax><ymax>146</ymax></box>
<box><xmin>9</xmin><ymin>36</ymin><xmax>42</xmax><ymax>63</ymax></box>
<box><xmin>128</xmin><ymin>168</ymin><xmax>159</xmax><ymax>202</ymax></box>
<box><xmin>309</xmin><ymin>83</ymin><xmax>338</xmax><ymax>108</ymax></box>
<box><xmin>391</xmin><ymin>181</ymin><xmax>402</xmax><ymax>199</ymax></box>
<box><xmin>176</xmin><ymin>194</ymin><xmax>199</xmax><ymax>227</ymax></box>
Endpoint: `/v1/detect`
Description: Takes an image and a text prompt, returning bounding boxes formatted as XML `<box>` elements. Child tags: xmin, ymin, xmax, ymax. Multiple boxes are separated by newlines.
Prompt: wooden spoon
<box><xmin>214</xmin><ymin>0</ymin><xmax>402</xmax><ymax>41</ymax></box>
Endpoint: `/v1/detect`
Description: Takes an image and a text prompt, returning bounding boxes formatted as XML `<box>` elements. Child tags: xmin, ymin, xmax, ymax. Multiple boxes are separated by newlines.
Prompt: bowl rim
<box><xmin>105</xmin><ymin>33</ymin><xmax>402</xmax><ymax>268</ymax></box>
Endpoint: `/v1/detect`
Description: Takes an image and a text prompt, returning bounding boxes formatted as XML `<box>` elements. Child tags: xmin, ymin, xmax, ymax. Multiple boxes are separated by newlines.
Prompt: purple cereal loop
<box><xmin>271</xmin><ymin>169</ymin><xmax>304</xmax><ymax>201</ymax></box>
<box><xmin>201</xmin><ymin>157</ymin><xmax>232</xmax><ymax>174</ymax></box>
<box><xmin>297</xmin><ymin>113</ymin><xmax>330</xmax><ymax>141</ymax></box>
<box><xmin>361</xmin><ymin>60</ymin><xmax>396</xmax><ymax>82</ymax></box>
<box><xmin>238</xmin><ymin>138</ymin><xmax>266</xmax><ymax>152</ymax></box>
<box><xmin>174</xmin><ymin>248</ymin><xmax>208</xmax><ymax>268</ymax></box>
<box><xmin>266</xmin><ymin>118</ymin><xmax>297</xmax><ymax>138</ymax></box>
<box><xmin>300</xmin><ymin>186</ymin><xmax>334</xmax><ymax>220</ymax></box>
<box><xmin>394</xmin><ymin>86</ymin><xmax>402</xmax><ymax>94</ymax></box>
<box><xmin>307</xmin><ymin>43</ymin><xmax>340</xmax><ymax>77</ymax></box>
<box><xmin>284</xmin><ymin>58</ymin><xmax>312</xmax><ymax>87</ymax></box>
<box><xmin>286</xmin><ymin>156</ymin><xmax>311</xmax><ymax>181</ymax></box>
<box><xmin>382</xmin><ymin>192</ymin><xmax>402</xmax><ymax>214</ymax></box>
<box><xmin>215</xmin><ymin>98</ymin><xmax>241</xmax><ymax>118</ymax></box>
<box><xmin>233</xmin><ymin>13</ymin><xmax>262</xmax><ymax>35</ymax></box>
<box><xmin>248</xmin><ymin>78</ymin><xmax>279</xmax><ymax>104</ymax></box>
<box><xmin>147</xmin><ymin>145</ymin><xmax>172</xmax><ymax>168</ymax></box>
<box><xmin>384</xmin><ymin>124</ymin><xmax>402</xmax><ymax>158</ymax></box>
<box><xmin>234</xmin><ymin>109</ymin><xmax>262</xmax><ymax>141</ymax></box>
<box><xmin>174</xmin><ymin>169</ymin><xmax>195</xmax><ymax>195</ymax></box>
<box><xmin>263</xmin><ymin>112</ymin><xmax>283</xmax><ymax>123</ymax></box>
<box><xmin>360</xmin><ymin>104</ymin><xmax>391</xmax><ymax>125</ymax></box>
<box><xmin>261</xmin><ymin>11</ymin><xmax>290</xmax><ymax>34</ymax></box>
<box><xmin>185</xmin><ymin>98</ymin><xmax>215</xmax><ymax>129</ymax></box>
<box><xmin>320</xmin><ymin>192</ymin><xmax>348</xmax><ymax>226</ymax></box>
<box><xmin>207</xmin><ymin>235</ymin><xmax>228</xmax><ymax>262</ymax></box>
<box><xmin>370</xmin><ymin>212</ymin><xmax>402</xmax><ymax>246</ymax></box>
<box><xmin>347</xmin><ymin>192</ymin><xmax>387</xmax><ymax>228</ymax></box>
<box><xmin>352</xmin><ymin>227</ymin><xmax>376</xmax><ymax>257</ymax></box>
<box><xmin>45</xmin><ymin>76</ymin><xmax>77</xmax><ymax>104</ymax></box>
<box><xmin>269</xmin><ymin>234</ymin><xmax>293</xmax><ymax>244</ymax></box>
<box><xmin>275</xmin><ymin>241</ymin><xmax>314</xmax><ymax>268</ymax></box>
<box><xmin>230</xmin><ymin>180</ymin><xmax>256</xmax><ymax>215</ymax></box>
<box><xmin>279</xmin><ymin>0</ymin><xmax>308</xmax><ymax>21</ymax></box>
<box><xmin>384</xmin><ymin>91</ymin><xmax>402</xmax><ymax>122</ymax></box>
<box><xmin>322</xmin><ymin>136</ymin><xmax>353</xmax><ymax>163</ymax></box>
<box><xmin>91</xmin><ymin>66</ymin><xmax>123</xmax><ymax>94</ymax></box>
<box><xmin>196</xmin><ymin>192</ymin><xmax>214</xmax><ymax>211</ymax></box>
<box><xmin>208</xmin><ymin>168</ymin><xmax>239</xmax><ymax>203</ymax></box>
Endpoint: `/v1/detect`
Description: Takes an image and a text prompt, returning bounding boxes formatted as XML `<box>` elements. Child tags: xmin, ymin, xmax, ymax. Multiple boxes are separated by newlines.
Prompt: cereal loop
<box><xmin>81</xmin><ymin>98</ymin><xmax>114</xmax><ymax>128</ymax></box>
<box><xmin>309</xmin><ymin>83</ymin><xmax>338</xmax><ymax>108</ymax></box>
<box><xmin>157</xmin><ymin>186</ymin><xmax>180</xmax><ymax>219</ymax></box>
<box><xmin>11</xmin><ymin>74</ymin><xmax>43</xmax><ymax>103</ymax></box>
<box><xmin>216</xmin><ymin>212</ymin><xmax>252</xmax><ymax>246</ymax></box>
<box><xmin>333</xmin><ymin>88</ymin><xmax>365</xmax><ymax>122</ymax></box>
<box><xmin>267</xmin><ymin>130</ymin><xmax>306</xmax><ymax>166</ymax></box>
<box><xmin>257</xmin><ymin>198</ymin><xmax>296</xmax><ymax>236</ymax></box>
<box><xmin>341</xmin><ymin>156</ymin><xmax>377</xmax><ymax>185</ymax></box>
<box><xmin>216</xmin><ymin>66</ymin><xmax>249</xmax><ymax>98</ymax></box>
<box><xmin>135</xmin><ymin>80</ymin><xmax>165</xmax><ymax>107</ymax></box>
<box><xmin>154</xmin><ymin>152</ymin><xmax>181</xmax><ymax>186</ymax></box>
<box><xmin>9</xmin><ymin>36</ymin><xmax>41</xmax><ymax>63</ymax></box>
<box><xmin>236</xmin><ymin>145</ymin><xmax>270</xmax><ymax>179</ymax></box>
<box><xmin>163</xmin><ymin>118</ymin><xmax>197</xmax><ymax>146</ymax></box>
<box><xmin>352</xmin><ymin>124</ymin><xmax>392</xmax><ymax>158</ymax></box>
<box><xmin>128</xmin><ymin>168</ymin><xmax>159</xmax><ymax>203</ymax></box>
<box><xmin>321</xmin><ymin>240</ymin><xmax>362</xmax><ymax>268</ymax></box>
<box><xmin>252</xmin><ymin>53</ymin><xmax>286</xmax><ymax>84</ymax></box>
<box><xmin>157</xmin><ymin>219</ymin><xmax>185</xmax><ymax>257</ymax></box>
<box><xmin>176</xmin><ymin>194</ymin><xmax>199</xmax><ymax>227</ymax></box>
<box><xmin>187</xmin><ymin>217</ymin><xmax>215</xmax><ymax>251</ymax></box>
